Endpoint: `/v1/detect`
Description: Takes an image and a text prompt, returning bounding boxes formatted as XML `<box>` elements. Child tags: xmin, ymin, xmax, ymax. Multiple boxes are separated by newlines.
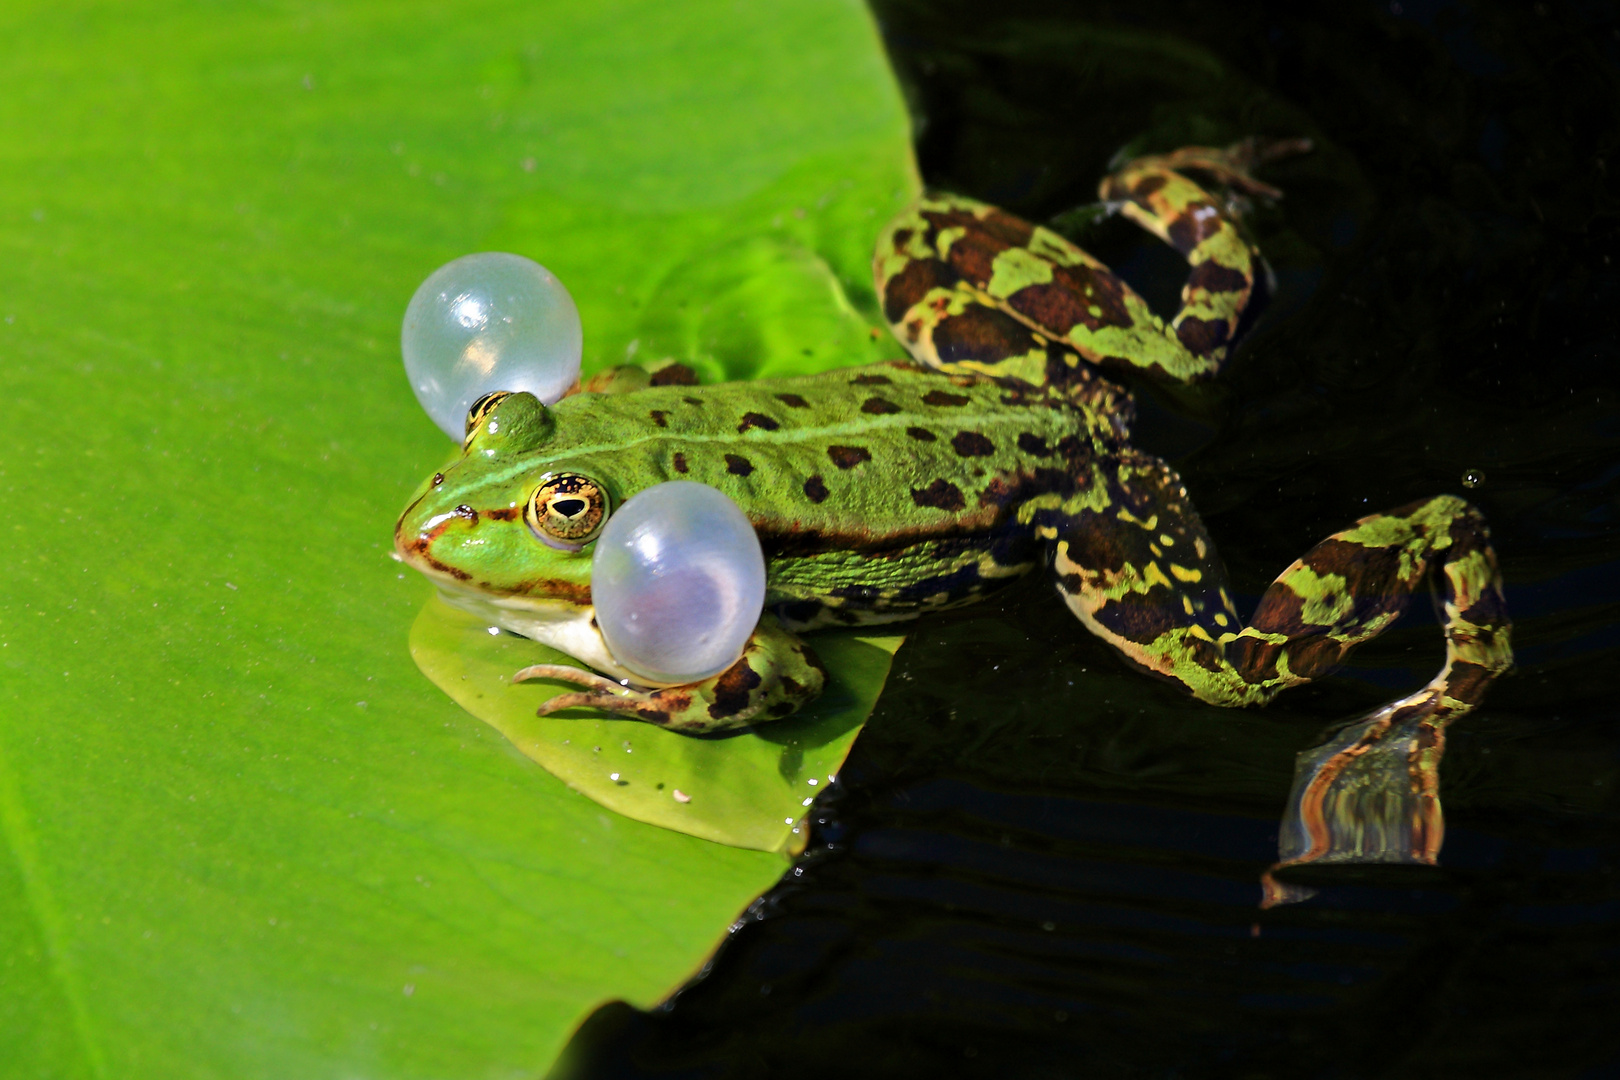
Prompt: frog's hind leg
<box><xmin>874</xmin><ymin>138</ymin><xmax>1307</xmax><ymax>389</ymax></box>
<box><xmin>1099</xmin><ymin>137</ymin><xmax>1310</xmax><ymax>374</ymax></box>
<box><xmin>1043</xmin><ymin>455</ymin><xmax>1512</xmax><ymax>893</ymax></box>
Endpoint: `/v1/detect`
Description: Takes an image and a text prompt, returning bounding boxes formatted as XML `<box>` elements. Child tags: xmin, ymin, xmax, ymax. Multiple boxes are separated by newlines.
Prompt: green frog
<box><xmin>395</xmin><ymin>139</ymin><xmax>1512</xmax><ymax>837</ymax></box>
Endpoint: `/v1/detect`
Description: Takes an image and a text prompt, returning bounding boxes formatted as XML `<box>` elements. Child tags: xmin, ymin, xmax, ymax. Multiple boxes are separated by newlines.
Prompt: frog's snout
<box><xmin>393</xmin><ymin>498</ymin><xmax>480</xmax><ymax>582</ymax></box>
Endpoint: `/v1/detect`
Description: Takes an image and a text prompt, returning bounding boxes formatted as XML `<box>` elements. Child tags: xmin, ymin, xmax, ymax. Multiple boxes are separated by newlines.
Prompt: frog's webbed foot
<box><xmin>515</xmin><ymin>662</ymin><xmax>715</xmax><ymax>729</ymax></box>
<box><xmin>513</xmin><ymin>616</ymin><xmax>827</xmax><ymax>735</ymax></box>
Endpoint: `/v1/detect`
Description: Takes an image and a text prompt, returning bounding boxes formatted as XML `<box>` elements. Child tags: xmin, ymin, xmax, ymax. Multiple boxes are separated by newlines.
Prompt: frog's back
<box><xmin>548</xmin><ymin>362</ymin><xmax>1080</xmax><ymax>537</ymax></box>
<box><xmin>544</xmin><ymin>361</ymin><xmax>1103</xmax><ymax>626</ymax></box>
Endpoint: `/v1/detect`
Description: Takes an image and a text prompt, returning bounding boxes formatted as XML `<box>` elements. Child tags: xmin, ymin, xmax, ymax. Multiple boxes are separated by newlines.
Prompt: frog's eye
<box><xmin>464</xmin><ymin>390</ymin><xmax>513</xmax><ymax>442</ymax></box>
<box><xmin>525</xmin><ymin>473</ymin><xmax>609</xmax><ymax>551</ymax></box>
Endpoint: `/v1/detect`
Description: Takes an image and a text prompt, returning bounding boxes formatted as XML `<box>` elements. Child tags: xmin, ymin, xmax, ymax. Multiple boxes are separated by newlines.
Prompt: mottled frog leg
<box><xmin>873</xmin><ymin>137</ymin><xmax>1309</xmax><ymax>388</ymax></box>
<box><xmin>511</xmin><ymin>614</ymin><xmax>826</xmax><ymax>734</ymax></box>
<box><xmin>1040</xmin><ymin>452</ymin><xmax>1512</xmax><ymax>892</ymax></box>
<box><xmin>1098</xmin><ymin>137</ymin><xmax>1310</xmax><ymax>374</ymax></box>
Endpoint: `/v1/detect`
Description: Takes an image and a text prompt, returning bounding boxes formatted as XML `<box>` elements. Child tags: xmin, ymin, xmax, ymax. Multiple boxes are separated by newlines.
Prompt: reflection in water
<box><xmin>1264</xmin><ymin>705</ymin><xmax>1448</xmax><ymax>907</ymax></box>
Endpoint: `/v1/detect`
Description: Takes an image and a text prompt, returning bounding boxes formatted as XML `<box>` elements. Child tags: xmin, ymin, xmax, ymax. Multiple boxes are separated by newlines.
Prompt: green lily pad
<box><xmin>411</xmin><ymin>596</ymin><xmax>903</xmax><ymax>851</ymax></box>
<box><xmin>0</xmin><ymin>0</ymin><xmax>917</xmax><ymax>1075</ymax></box>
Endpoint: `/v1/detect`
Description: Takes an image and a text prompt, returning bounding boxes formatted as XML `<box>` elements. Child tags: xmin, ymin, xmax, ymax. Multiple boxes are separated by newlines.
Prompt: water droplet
<box><xmin>1462</xmin><ymin>468</ymin><xmax>1485</xmax><ymax>489</ymax></box>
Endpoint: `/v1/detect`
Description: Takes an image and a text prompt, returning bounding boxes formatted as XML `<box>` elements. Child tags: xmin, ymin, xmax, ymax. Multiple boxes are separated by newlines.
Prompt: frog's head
<box><xmin>393</xmin><ymin>391</ymin><xmax>608</xmax><ymax>606</ymax></box>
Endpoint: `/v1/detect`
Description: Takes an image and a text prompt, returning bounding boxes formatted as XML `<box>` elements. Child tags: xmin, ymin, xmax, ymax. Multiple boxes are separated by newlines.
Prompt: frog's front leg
<box><xmin>512</xmin><ymin>614</ymin><xmax>826</xmax><ymax>734</ymax></box>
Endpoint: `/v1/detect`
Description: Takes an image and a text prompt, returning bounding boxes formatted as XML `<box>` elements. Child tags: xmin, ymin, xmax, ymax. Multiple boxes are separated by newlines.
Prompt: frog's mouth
<box><xmin>433</xmin><ymin>579</ymin><xmax>639</xmax><ymax>680</ymax></box>
<box><xmin>392</xmin><ymin>514</ymin><xmax>653</xmax><ymax>686</ymax></box>
<box><xmin>393</xmin><ymin>542</ymin><xmax>646</xmax><ymax>687</ymax></box>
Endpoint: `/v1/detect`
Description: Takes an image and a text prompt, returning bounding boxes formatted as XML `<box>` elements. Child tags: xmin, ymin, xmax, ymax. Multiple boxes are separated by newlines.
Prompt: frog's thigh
<box><xmin>534</xmin><ymin>615</ymin><xmax>827</xmax><ymax>735</ymax></box>
<box><xmin>877</xmin><ymin>193</ymin><xmax>1231</xmax><ymax>385</ymax></box>
<box><xmin>1044</xmin><ymin>450</ymin><xmax>1249</xmax><ymax>700</ymax></box>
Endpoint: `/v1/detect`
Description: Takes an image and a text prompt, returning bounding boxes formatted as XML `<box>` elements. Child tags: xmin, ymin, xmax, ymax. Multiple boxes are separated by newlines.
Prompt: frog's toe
<box><xmin>514</xmin><ymin>663</ymin><xmax>625</xmax><ymax>698</ymax></box>
<box><xmin>515</xmin><ymin>663</ymin><xmax>688</xmax><ymax>727</ymax></box>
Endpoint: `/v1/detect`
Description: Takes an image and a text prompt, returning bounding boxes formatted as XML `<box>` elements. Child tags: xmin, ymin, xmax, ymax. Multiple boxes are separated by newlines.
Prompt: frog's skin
<box><xmin>395</xmin><ymin>139</ymin><xmax>1512</xmax><ymax>850</ymax></box>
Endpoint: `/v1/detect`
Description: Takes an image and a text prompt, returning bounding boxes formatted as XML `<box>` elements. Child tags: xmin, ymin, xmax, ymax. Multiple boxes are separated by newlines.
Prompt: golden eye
<box><xmin>464</xmin><ymin>390</ymin><xmax>513</xmax><ymax>441</ymax></box>
<box><xmin>525</xmin><ymin>473</ymin><xmax>609</xmax><ymax>551</ymax></box>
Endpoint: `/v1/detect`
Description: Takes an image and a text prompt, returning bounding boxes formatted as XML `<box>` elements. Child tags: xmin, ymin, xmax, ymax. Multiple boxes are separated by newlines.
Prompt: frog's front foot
<box><xmin>513</xmin><ymin>616</ymin><xmax>827</xmax><ymax>735</ymax></box>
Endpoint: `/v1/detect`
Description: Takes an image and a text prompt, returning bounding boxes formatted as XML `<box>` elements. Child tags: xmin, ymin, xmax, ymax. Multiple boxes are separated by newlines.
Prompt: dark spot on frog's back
<box><xmin>672</xmin><ymin>452</ymin><xmax>688</xmax><ymax>474</ymax></box>
<box><xmin>827</xmin><ymin>445</ymin><xmax>871</xmax><ymax>469</ymax></box>
<box><xmin>911</xmin><ymin>479</ymin><xmax>966</xmax><ymax>512</ymax></box>
<box><xmin>725</xmin><ymin>454</ymin><xmax>754</xmax><ymax>476</ymax></box>
<box><xmin>907</xmin><ymin>426</ymin><xmax>936</xmax><ymax>442</ymax></box>
<box><xmin>738</xmin><ymin>412</ymin><xmax>779</xmax><ymax>433</ymax></box>
<box><xmin>851</xmin><ymin>373</ymin><xmax>892</xmax><ymax>386</ymax></box>
<box><xmin>649</xmin><ymin>363</ymin><xmax>699</xmax><ymax>387</ymax></box>
<box><xmin>708</xmin><ymin>659</ymin><xmax>763</xmax><ymax>719</ymax></box>
<box><xmin>922</xmin><ymin>389</ymin><xmax>971</xmax><ymax>408</ymax></box>
<box><xmin>803</xmin><ymin>475</ymin><xmax>829</xmax><ymax>503</ymax></box>
<box><xmin>775</xmin><ymin>393</ymin><xmax>810</xmax><ymax>409</ymax></box>
<box><xmin>649</xmin><ymin>409</ymin><xmax>669</xmax><ymax>428</ymax></box>
<box><xmin>952</xmin><ymin>431</ymin><xmax>994</xmax><ymax>457</ymax></box>
<box><xmin>861</xmin><ymin>397</ymin><xmax>901</xmax><ymax>415</ymax></box>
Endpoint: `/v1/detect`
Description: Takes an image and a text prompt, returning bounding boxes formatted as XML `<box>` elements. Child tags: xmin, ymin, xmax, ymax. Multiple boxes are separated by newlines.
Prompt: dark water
<box><xmin>556</xmin><ymin>3</ymin><xmax>1620</xmax><ymax>1076</ymax></box>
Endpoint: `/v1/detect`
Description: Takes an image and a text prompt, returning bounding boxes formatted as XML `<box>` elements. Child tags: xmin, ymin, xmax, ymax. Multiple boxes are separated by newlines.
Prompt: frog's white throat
<box><xmin>431</xmin><ymin>582</ymin><xmax>651</xmax><ymax>687</ymax></box>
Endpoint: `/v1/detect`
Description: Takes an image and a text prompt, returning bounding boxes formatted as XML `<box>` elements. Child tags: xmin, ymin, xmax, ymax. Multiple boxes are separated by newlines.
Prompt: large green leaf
<box><xmin>411</xmin><ymin>597</ymin><xmax>903</xmax><ymax>852</ymax></box>
<box><xmin>0</xmin><ymin>1</ymin><xmax>917</xmax><ymax>1076</ymax></box>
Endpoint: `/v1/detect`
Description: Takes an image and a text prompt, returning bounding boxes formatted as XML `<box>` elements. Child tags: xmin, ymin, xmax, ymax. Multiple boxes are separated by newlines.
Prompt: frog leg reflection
<box><xmin>874</xmin><ymin>137</ymin><xmax>1309</xmax><ymax>388</ymax></box>
<box><xmin>513</xmin><ymin>614</ymin><xmax>826</xmax><ymax>735</ymax></box>
<box><xmin>1039</xmin><ymin>453</ymin><xmax>1512</xmax><ymax>890</ymax></box>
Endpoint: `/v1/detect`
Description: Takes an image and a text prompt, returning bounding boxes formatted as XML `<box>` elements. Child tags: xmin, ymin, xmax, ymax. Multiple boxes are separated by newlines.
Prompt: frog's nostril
<box><xmin>432</xmin><ymin>472</ymin><xmax>445</xmax><ymax>486</ymax></box>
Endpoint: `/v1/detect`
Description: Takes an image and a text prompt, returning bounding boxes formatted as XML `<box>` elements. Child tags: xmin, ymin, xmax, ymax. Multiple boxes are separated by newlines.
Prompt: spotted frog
<box><xmin>396</xmin><ymin>140</ymin><xmax>1511</xmax><ymax>838</ymax></box>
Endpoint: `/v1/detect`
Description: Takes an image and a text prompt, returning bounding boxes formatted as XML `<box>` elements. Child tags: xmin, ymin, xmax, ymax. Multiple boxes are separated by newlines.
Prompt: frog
<box><xmin>395</xmin><ymin>138</ymin><xmax>1512</xmax><ymax>842</ymax></box>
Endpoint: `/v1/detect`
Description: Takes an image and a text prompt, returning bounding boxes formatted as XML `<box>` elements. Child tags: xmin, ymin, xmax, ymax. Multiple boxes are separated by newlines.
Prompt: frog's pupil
<box><xmin>552</xmin><ymin>498</ymin><xmax>587</xmax><ymax>518</ymax></box>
